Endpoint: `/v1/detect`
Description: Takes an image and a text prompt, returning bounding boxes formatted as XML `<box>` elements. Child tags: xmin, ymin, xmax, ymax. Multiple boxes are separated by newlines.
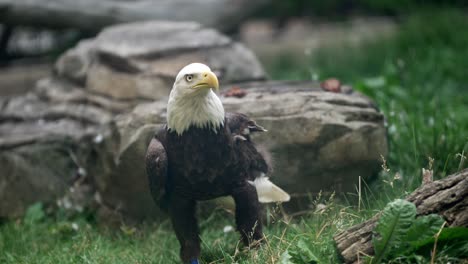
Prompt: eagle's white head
<box><xmin>167</xmin><ymin>63</ymin><xmax>225</xmax><ymax>135</ymax></box>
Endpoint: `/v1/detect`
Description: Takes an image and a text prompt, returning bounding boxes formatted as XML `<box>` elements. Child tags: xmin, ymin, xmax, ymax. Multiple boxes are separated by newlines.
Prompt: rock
<box><xmin>97</xmin><ymin>81</ymin><xmax>387</xmax><ymax>220</ymax></box>
<box><xmin>35</xmin><ymin>78</ymin><xmax>133</xmax><ymax>113</ymax></box>
<box><xmin>0</xmin><ymin>88</ymin><xmax>118</xmax><ymax>218</ymax></box>
<box><xmin>0</xmin><ymin>61</ymin><xmax>52</xmax><ymax>96</ymax></box>
<box><xmin>0</xmin><ymin>20</ymin><xmax>266</xmax><ymax>219</ymax></box>
<box><xmin>0</xmin><ymin>141</ymin><xmax>72</xmax><ymax>217</ymax></box>
<box><xmin>95</xmin><ymin>21</ymin><xmax>231</xmax><ymax>58</ymax></box>
<box><xmin>55</xmin><ymin>21</ymin><xmax>266</xmax><ymax>101</ymax></box>
<box><xmin>96</xmin><ymin>124</ymin><xmax>161</xmax><ymax>221</ymax></box>
<box><xmin>55</xmin><ymin>40</ymin><xmax>94</xmax><ymax>85</ymax></box>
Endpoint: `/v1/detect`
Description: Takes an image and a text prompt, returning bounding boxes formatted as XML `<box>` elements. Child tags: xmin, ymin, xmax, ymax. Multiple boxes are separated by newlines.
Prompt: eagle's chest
<box><xmin>165</xmin><ymin>126</ymin><xmax>236</xmax><ymax>184</ymax></box>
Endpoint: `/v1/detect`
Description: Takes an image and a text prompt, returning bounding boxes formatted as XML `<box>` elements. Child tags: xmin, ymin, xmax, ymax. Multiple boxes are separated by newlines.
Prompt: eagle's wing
<box><xmin>145</xmin><ymin>131</ymin><xmax>169</xmax><ymax>211</ymax></box>
<box><xmin>226</xmin><ymin>113</ymin><xmax>290</xmax><ymax>203</ymax></box>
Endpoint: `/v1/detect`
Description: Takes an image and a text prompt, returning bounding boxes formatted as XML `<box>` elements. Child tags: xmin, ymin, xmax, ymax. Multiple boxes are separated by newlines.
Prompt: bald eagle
<box><xmin>145</xmin><ymin>63</ymin><xmax>290</xmax><ymax>264</ymax></box>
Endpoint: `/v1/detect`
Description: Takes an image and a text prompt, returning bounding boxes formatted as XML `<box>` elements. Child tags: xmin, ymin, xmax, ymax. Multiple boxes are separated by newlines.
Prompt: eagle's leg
<box><xmin>232</xmin><ymin>183</ymin><xmax>263</xmax><ymax>246</ymax></box>
<box><xmin>169</xmin><ymin>196</ymin><xmax>200</xmax><ymax>263</ymax></box>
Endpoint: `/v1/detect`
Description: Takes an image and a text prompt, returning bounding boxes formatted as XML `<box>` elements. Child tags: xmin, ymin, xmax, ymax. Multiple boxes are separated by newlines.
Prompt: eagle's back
<box><xmin>146</xmin><ymin>113</ymin><xmax>271</xmax><ymax>207</ymax></box>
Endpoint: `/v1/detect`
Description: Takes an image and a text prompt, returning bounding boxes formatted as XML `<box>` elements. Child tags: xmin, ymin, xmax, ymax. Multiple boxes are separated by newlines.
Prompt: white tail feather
<box><xmin>248</xmin><ymin>174</ymin><xmax>290</xmax><ymax>203</ymax></box>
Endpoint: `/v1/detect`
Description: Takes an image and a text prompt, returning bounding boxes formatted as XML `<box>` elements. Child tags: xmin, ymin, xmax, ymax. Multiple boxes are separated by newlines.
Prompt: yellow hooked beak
<box><xmin>192</xmin><ymin>71</ymin><xmax>219</xmax><ymax>91</ymax></box>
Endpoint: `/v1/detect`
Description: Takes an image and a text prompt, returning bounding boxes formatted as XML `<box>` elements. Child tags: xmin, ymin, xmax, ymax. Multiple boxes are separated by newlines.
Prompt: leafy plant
<box><xmin>403</xmin><ymin>214</ymin><xmax>444</xmax><ymax>243</ymax></box>
<box><xmin>371</xmin><ymin>199</ymin><xmax>467</xmax><ymax>263</ymax></box>
<box><xmin>372</xmin><ymin>199</ymin><xmax>418</xmax><ymax>263</ymax></box>
<box><xmin>410</xmin><ymin>227</ymin><xmax>468</xmax><ymax>258</ymax></box>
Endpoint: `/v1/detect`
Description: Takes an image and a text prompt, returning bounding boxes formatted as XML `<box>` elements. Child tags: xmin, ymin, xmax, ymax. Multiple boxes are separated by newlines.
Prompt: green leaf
<box><xmin>288</xmin><ymin>239</ymin><xmax>319</xmax><ymax>264</ymax></box>
<box><xmin>410</xmin><ymin>227</ymin><xmax>468</xmax><ymax>258</ymax></box>
<box><xmin>404</xmin><ymin>214</ymin><xmax>445</xmax><ymax>242</ymax></box>
<box><xmin>372</xmin><ymin>199</ymin><xmax>416</xmax><ymax>263</ymax></box>
<box><xmin>24</xmin><ymin>202</ymin><xmax>45</xmax><ymax>225</ymax></box>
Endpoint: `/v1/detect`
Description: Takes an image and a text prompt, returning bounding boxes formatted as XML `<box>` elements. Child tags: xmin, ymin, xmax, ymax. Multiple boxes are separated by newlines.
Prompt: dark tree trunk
<box><xmin>333</xmin><ymin>169</ymin><xmax>468</xmax><ymax>264</ymax></box>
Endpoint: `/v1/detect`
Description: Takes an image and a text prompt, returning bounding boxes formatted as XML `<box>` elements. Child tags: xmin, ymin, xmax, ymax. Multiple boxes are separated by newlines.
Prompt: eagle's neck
<box><xmin>167</xmin><ymin>89</ymin><xmax>225</xmax><ymax>135</ymax></box>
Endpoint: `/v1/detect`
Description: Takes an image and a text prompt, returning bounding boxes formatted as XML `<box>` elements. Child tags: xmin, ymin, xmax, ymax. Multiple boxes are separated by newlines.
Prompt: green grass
<box><xmin>1</xmin><ymin>201</ymin><xmax>370</xmax><ymax>264</ymax></box>
<box><xmin>1</xmin><ymin>9</ymin><xmax>467</xmax><ymax>264</ymax></box>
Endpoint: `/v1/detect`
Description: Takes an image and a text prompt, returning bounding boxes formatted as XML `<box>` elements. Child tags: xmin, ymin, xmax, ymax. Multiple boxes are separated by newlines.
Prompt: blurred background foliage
<box><xmin>257</xmin><ymin>0</ymin><xmax>467</xmax><ymax>18</ymax></box>
<box><xmin>267</xmin><ymin>8</ymin><xmax>468</xmax><ymax>197</ymax></box>
<box><xmin>267</xmin><ymin>6</ymin><xmax>468</xmax><ymax>200</ymax></box>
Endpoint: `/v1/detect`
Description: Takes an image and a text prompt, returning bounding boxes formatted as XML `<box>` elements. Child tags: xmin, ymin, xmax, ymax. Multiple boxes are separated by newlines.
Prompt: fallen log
<box><xmin>333</xmin><ymin>169</ymin><xmax>468</xmax><ymax>264</ymax></box>
<box><xmin>0</xmin><ymin>0</ymin><xmax>269</xmax><ymax>33</ymax></box>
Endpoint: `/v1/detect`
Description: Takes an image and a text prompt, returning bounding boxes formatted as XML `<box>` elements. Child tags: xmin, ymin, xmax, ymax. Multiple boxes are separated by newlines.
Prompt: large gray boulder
<box><xmin>56</xmin><ymin>21</ymin><xmax>266</xmax><ymax>102</ymax></box>
<box><xmin>101</xmin><ymin>81</ymin><xmax>387</xmax><ymax>219</ymax></box>
<box><xmin>0</xmin><ymin>21</ymin><xmax>266</xmax><ymax>219</ymax></box>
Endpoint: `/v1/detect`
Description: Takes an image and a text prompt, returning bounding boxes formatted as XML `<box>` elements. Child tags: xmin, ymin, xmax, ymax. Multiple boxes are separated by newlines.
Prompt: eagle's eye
<box><xmin>185</xmin><ymin>74</ymin><xmax>193</xmax><ymax>82</ymax></box>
